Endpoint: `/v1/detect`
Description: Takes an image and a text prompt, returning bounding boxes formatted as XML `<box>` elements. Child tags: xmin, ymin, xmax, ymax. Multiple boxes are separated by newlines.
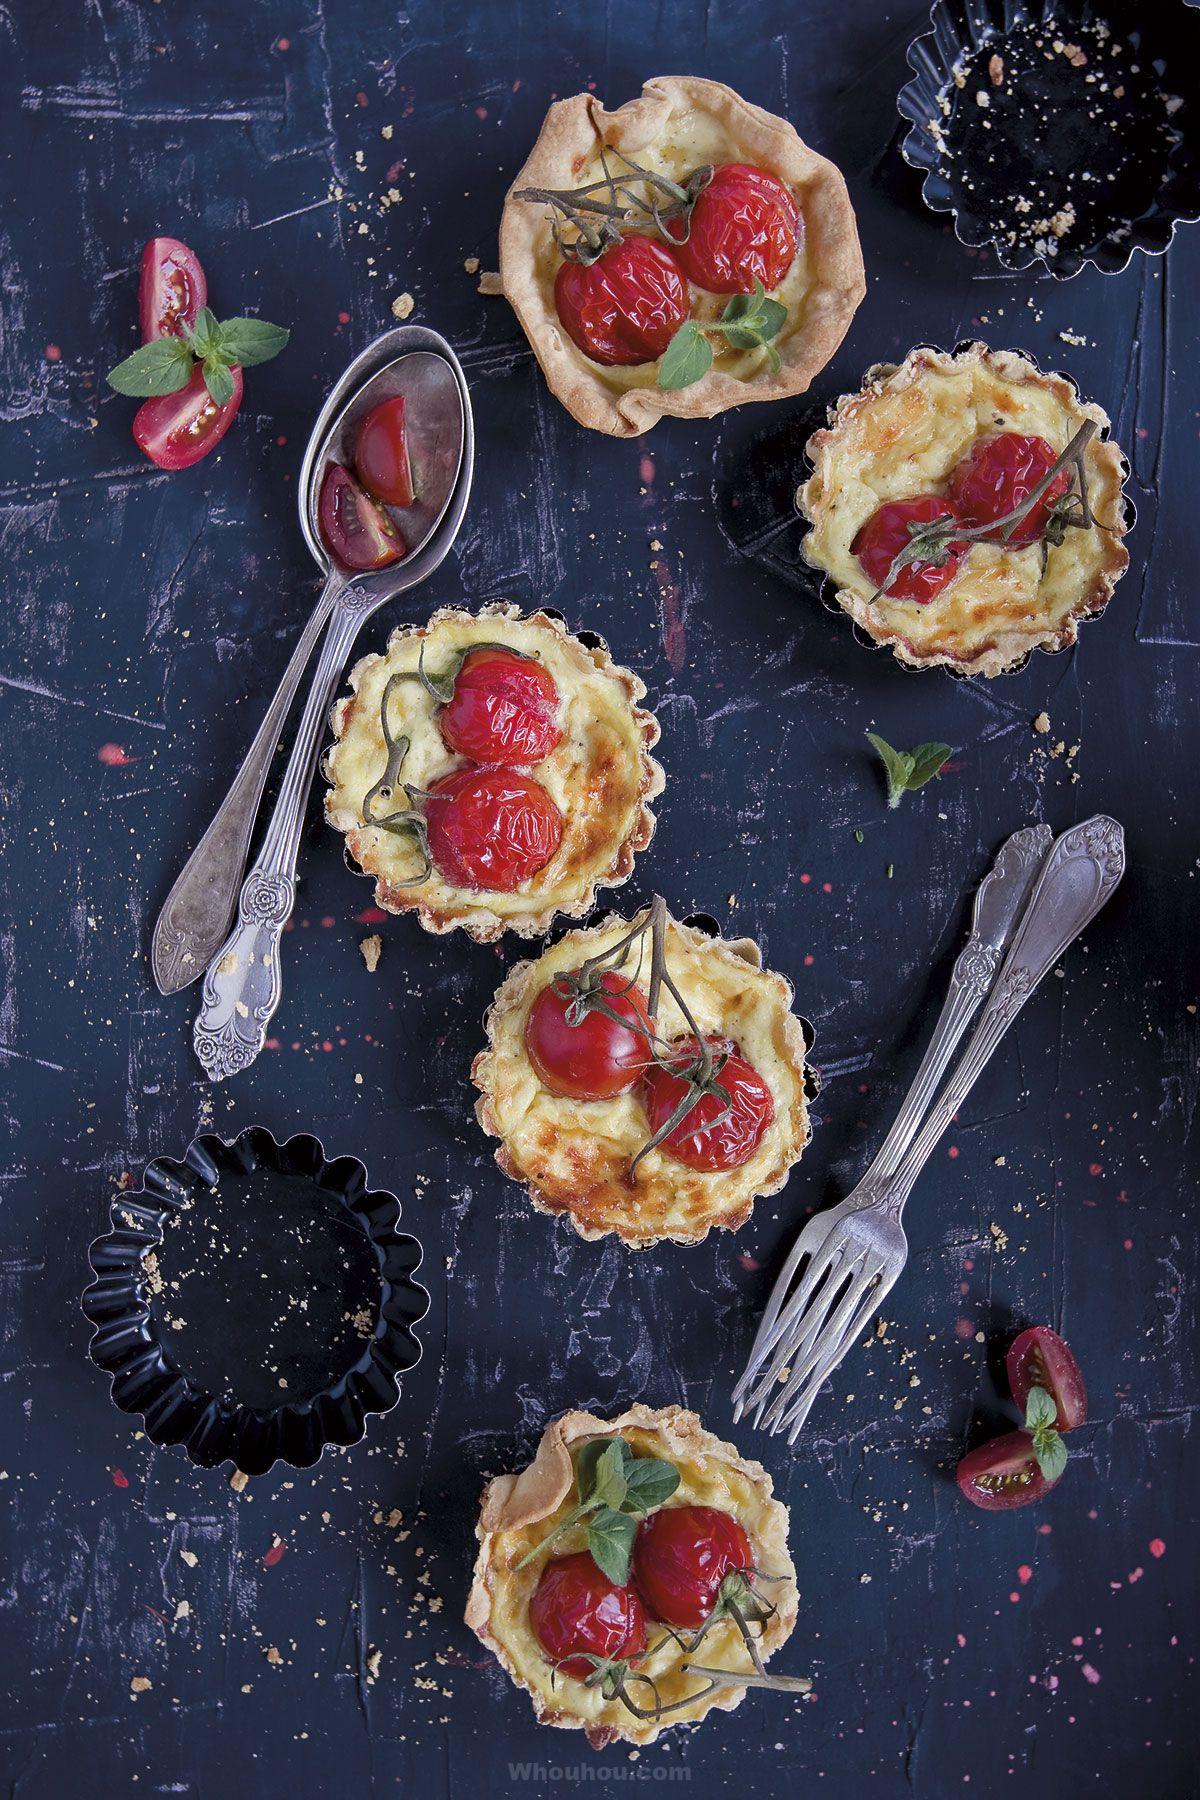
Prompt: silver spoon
<box><xmin>151</xmin><ymin>324</ymin><xmax>469</xmax><ymax>995</ymax></box>
<box><xmin>190</xmin><ymin>337</ymin><xmax>473</xmax><ymax>1081</ymax></box>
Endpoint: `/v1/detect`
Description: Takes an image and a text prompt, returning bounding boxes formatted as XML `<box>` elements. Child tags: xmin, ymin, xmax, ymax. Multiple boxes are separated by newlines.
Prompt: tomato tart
<box><xmin>471</xmin><ymin>899</ymin><xmax>812</xmax><ymax>1245</ymax></box>
<box><xmin>323</xmin><ymin>606</ymin><xmax>663</xmax><ymax>941</ymax></box>
<box><xmin>499</xmin><ymin>75</ymin><xmax>865</xmax><ymax>437</ymax></box>
<box><xmin>465</xmin><ymin>1403</ymin><xmax>805</xmax><ymax>1747</ymax></box>
<box><xmin>798</xmin><ymin>342</ymin><xmax>1130</xmax><ymax>676</ymax></box>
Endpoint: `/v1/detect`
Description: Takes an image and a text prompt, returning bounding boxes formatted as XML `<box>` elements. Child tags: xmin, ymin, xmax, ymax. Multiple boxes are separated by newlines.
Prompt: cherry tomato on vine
<box><xmin>948</xmin><ymin>432</ymin><xmax>1072</xmax><ymax>549</ymax></box>
<box><xmin>528</xmin><ymin>1551</ymin><xmax>649</xmax><ymax>1680</ymax></box>
<box><xmin>354</xmin><ymin>393</ymin><xmax>415</xmax><ymax>508</ymax></box>
<box><xmin>525</xmin><ymin>969</ymin><xmax>653</xmax><ymax>1100</ymax></box>
<box><xmin>632</xmin><ymin>1504</ymin><xmax>753</xmax><ymax>1630</ymax></box>
<box><xmin>554</xmin><ymin>236</ymin><xmax>688</xmax><ymax>366</ymax></box>
<box><xmin>852</xmin><ymin>494</ymin><xmax>967</xmax><ymax>605</ymax></box>
<box><xmin>424</xmin><ymin>766</ymin><xmax>562</xmax><ymax>891</ymax></box>
<box><xmin>132</xmin><ymin>365</ymin><xmax>243</xmax><ymax>471</ymax></box>
<box><xmin>955</xmin><ymin>1430</ymin><xmax>1058</xmax><ymax>1511</ymax></box>
<box><xmin>318</xmin><ymin>463</ymin><xmax>405</xmax><ymax>571</ymax></box>
<box><xmin>138</xmin><ymin>237</ymin><xmax>208</xmax><ymax>342</ymax></box>
<box><xmin>640</xmin><ymin>1036</ymin><xmax>774</xmax><ymax>1172</ymax></box>
<box><xmin>439</xmin><ymin>649</ymin><xmax>562</xmax><ymax>766</ymax></box>
<box><xmin>669</xmin><ymin>163</ymin><xmax>799</xmax><ymax>294</ymax></box>
<box><xmin>1006</xmin><ymin>1327</ymin><xmax>1088</xmax><ymax>1430</ymax></box>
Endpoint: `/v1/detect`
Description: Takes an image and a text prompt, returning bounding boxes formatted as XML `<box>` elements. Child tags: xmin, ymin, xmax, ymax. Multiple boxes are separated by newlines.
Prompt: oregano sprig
<box><xmin>108</xmin><ymin>305</ymin><xmax>289</xmax><ymax>404</ymax></box>
<box><xmin>514</xmin><ymin>1435</ymin><xmax>681</xmax><ymax>1585</ymax></box>
<box><xmin>1025</xmin><ymin>1384</ymin><xmax>1068</xmax><ymax>1484</ymax></box>
<box><xmin>658</xmin><ymin>281</ymin><xmax>788</xmax><ymax>391</ymax></box>
<box><xmin>867</xmin><ymin>732</ymin><xmax>953</xmax><ymax>808</ymax></box>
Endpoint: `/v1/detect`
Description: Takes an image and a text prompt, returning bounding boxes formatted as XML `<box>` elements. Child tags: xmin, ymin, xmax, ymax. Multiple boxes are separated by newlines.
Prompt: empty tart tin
<box><xmin>898</xmin><ymin>0</ymin><xmax>1200</xmax><ymax>276</ymax></box>
<box><xmin>83</xmin><ymin>1126</ymin><xmax>429</xmax><ymax>1476</ymax></box>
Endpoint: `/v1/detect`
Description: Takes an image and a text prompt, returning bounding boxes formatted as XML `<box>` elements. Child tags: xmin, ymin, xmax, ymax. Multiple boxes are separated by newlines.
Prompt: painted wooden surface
<box><xmin>0</xmin><ymin>1</ymin><xmax>1195</xmax><ymax>1795</ymax></box>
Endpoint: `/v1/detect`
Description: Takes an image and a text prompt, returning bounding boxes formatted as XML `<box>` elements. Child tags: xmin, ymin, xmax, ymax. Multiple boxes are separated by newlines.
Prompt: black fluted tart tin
<box><xmin>898</xmin><ymin>0</ymin><xmax>1200</xmax><ymax>276</ymax></box>
<box><xmin>83</xmin><ymin>1126</ymin><xmax>429</xmax><ymax>1477</ymax></box>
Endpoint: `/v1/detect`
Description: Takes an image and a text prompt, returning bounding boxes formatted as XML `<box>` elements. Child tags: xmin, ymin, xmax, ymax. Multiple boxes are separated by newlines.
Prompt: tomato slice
<box><xmin>1007</xmin><ymin>1327</ymin><xmax>1088</xmax><ymax>1430</ymax></box>
<box><xmin>524</xmin><ymin>969</ymin><xmax>653</xmax><ymax>1101</ymax></box>
<box><xmin>354</xmin><ymin>394</ymin><xmax>415</xmax><ymax>507</ymax></box>
<box><xmin>132</xmin><ymin>365</ymin><xmax>243</xmax><ymax>471</ymax></box>
<box><xmin>318</xmin><ymin>463</ymin><xmax>405</xmax><ymax>570</ymax></box>
<box><xmin>138</xmin><ymin>237</ymin><xmax>207</xmax><ymax>342</ymax></box>
<box><xmin>956</xmin><ymin>1430</ymin><xmax>1056</xmax><ymax>1511</ymax></box>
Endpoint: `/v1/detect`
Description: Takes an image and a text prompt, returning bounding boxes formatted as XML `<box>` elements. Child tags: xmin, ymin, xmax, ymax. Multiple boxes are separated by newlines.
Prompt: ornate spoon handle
<box><xmin>885</xmin><ymin>815</ymin><xmax>1125</xmax><ymax>1213</ymax></box>
<box><xmin>191</xmin><ymin>600</ymin><xmax>367</xmax><ymax>1081</ymax></box>
<box><xmin>151</xmin><ymin>567</ymin><xmax>347</xmax><ymax>994</ymax></box>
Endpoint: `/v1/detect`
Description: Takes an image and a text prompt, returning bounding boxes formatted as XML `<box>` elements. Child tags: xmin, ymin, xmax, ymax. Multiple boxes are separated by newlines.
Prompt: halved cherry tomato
<box><xmin>439</xmin><ymin>649</ymin><xmax>562</xmax><ymax>766</ymax></box>
<box><xmin>138</xmin><ymin>236</ymin><xmax>207</xmax><ymax>342</ymax></box>
<box><xmin>640</xmin><ymin>1035</ymin><xmax>774</xmax><ymax>1172</ymax></box>
<box><xmin>525</xmin><ymin>969</ymin><xmax>653</xmax><ymax>1100</ymax></box>
<box><xmin>956</xmin><ymin>1429</ymin><xmax>1056</xmax><ymax>1511</ymax></box>
<box><xmin>528</xmin><ymin>1551</ymin><xmax>648</xmax><ymax>1680</ymax></box>
<box><xmin>632</xmin><ymin>1504</ymin><xmax>753</xmax><ymax>1630</ymax></box>
<box><xmin>318</xmin><ymin>463</ymin><xmax>405</xmax><ymax>571</ymax></box>
<box><xmin>852</xmin><ymin>494</ymin><xmax>968</xmax><ymax>605</ymax></box>
<box><xmin>554</xmin><ymin>237</ymin><xmax>688</xmax><ymax>367</ymax></box>
<box><xmin>132</xmin><ymin>365</ymin><xmax>243</xmax><ymax>471</ymax></box>
<box><xmin>669</xmin><ymin>163</ymin><xmax>799</xmax><ymax>294</ymax></box>
<box><xmin>948</xmin><ymin>433</ymin><xmax>1072</xmax><ymax>549</ymax></box>
<box><xmin>423</xmin><ymin>766</ymin><xmax>562</xmax><ymax>891</ymax></box>
<box><xmin>354</xmin><ymin>394</ymin><xmax>415</xmax><ymax>507</ymax></box>
<box><xmin>1007</xmin><ymin>1326</ymin><xmax>1088</xmax><ymax>1430</ymax></box>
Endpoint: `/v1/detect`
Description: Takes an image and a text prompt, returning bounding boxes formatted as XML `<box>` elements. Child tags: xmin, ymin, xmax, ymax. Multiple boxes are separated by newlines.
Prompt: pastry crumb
<box><xmin>391</xmin><ymin>292</ymin><xmax>415</xmax><ymax>319</ymax></box>
<box><xmin>360</xmin><ymin>933</ymin><xmax>383</xmax><ymax>972</ymax></box>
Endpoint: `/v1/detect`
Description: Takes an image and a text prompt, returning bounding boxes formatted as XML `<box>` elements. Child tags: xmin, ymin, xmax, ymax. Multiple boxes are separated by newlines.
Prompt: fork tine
<box><xmin>759</xmin><ymin>1254</ymin><xmax>887</xmax><ymax>1433</ymax></box>
<box><xmin>732</xmin><ymin>1216</ymin><xmax>834</xmax><ymax>1410</ymax></box>
<box><xmin>775</xmin><ymin>1273</ymin><xmax>899</xmax><ymax>1443</ymax></box>
<box><xmin>739</xmin><ymin>1242</ymin><xmax>847</xmax><ymax>1418</ymax></box>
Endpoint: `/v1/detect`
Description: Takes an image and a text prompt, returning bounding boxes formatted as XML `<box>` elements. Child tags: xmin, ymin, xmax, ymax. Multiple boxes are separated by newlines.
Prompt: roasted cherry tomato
<box><xmin>554</xmin><ymin>237</ymin><xmax>688</xmax><ymax>367</ymax></box>
<box><xmin>132</xmin><ymin>364</ymin><xmax>243</xmax><ymax>471</ymax></box>
<box><xmin>138</xmin><ymin>236</ymin><xmax>207</xmax><ymax>342</ymax></box>
<box><xmin>640</xmin><ymin>1035</ymin><xmax>774</xmax><ymax>1173</ymax></box>
<box><xmin>948</xmin><ymin>432</ymin><xmax>1072</xmax><ymax>549</ymax></box>
<box><xmin>1007</xmin><ymin>1326</ymin><xmax>1088</xmax><ymax>1431</ymax></box>
<box><xmin>528</xmin><ymin>1552</ymin><xmax>648</xmax><ymax>1680</ymax></box>
<box><xmin>424</xmin><ymin>766</ymin><xmax>562</xmax><ymax>891</ymax></box>
<box><xmin>318</xmin><ymin>462</ymin><xmax>405</xmax><ymax>571</ymax></box>
<box><xmin>439</xmin><ymin>649</ymin><xmax>562</xmax><ymax>766</ymax></box>
<box><xmin>956</xmin><ymin>1429</ymin><xmax>1058</xmax><ymax>1511</ymax></box>
<box><xmin>632</xmin><ymin>1504</ymin><xmax>753</xmax><ymax>1630</ymax></box>
<box><xmin>525</xmin><ymin>969</ymin><xmax>653</xmax><ymax>1100</ymax></box>
<box><xmin>669</xmin><ymin>163</ymin><xmax>799</xmax><ymax>294</ymax></box>
<box><xmin>354</xmin><ymin>393</ymin><xmax>415</xmax><ymax>508</ymax></box>
<box><xmin>852</xmin><ymin>493</ymin><xmax>967</xmax><ymax>605</ymax></box>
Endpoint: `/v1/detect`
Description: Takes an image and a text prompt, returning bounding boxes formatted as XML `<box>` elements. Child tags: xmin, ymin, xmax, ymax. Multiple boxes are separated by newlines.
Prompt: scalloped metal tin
<box><xmin>83</xmin><ymin>1126</ymin><xmax>429</xmax><ymax>1476</ymax></box>
<box><xmin>898</xmin><ymin>0</ymin><xmax>1200</xmax><ymax>277</ymax></box>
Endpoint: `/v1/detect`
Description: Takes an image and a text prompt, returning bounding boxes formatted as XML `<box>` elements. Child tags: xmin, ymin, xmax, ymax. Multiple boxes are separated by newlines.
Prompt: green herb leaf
<box><xmin>712</xmin><ymin>280</ymin><xmax>787</xmax><ymax>349</ymax></box>
<box><xmin>106</xmin><ymin>336</ymin><xmax>193</xmax><ymax>397</ymax></box>
<box><xmin>657</xmin><ymin>321</ymin><xmax>712</xmax><ymax>390</ymax></box>
<box><xmin>586</xmin><ymin>1441</ymin><xmax>630</xmax><ymax>1513</ymax></box>
<box><xmin>216</xmin><ymin>316</ymin><xmax>291</xmax><ymax>367</ymax></box>
<box><xmin>867</xmin><ymin>732</ymin><xmax>952</xmax><ymax>807</ymax></box>
<box><xmin>1024</xmin><ymin>1385</ymin><xmax>1057</xmax><ymax>1432</ymax></box>
<box><xmin>587</xmin><ymin>1507</ymin><xmax>638</xmax><ymax>1585</ymax></box>
<box><xmin>620</xmin><ymin>1455</ymin><xmax>681</xmax><ymax>1515</ymax></box>
<box><xmin>203</xmin><ymin>360</ymin><xmax>237</xmax><ymax>406</ymax></box>
<box><xmin>1032</xmin><ymin>1426</ymin><xmax>1068</xmax><ymax>1484</ymax></box>
<box><xmin>186</xmin><ymin>307</ymin><xmax>222</xmax><ymax>359</ymax></box>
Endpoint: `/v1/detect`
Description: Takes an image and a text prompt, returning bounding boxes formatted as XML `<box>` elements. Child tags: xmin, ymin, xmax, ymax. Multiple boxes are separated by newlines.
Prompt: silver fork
<box><xmin>733</xmin><ymin>815</ymin><xmax>1126</xmax><ymax>1444</ymax></box>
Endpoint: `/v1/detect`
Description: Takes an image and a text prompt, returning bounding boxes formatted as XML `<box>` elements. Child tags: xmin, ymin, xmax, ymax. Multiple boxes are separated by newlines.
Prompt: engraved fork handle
<box><xmin>191</xmin><ymin>600</ymin><xmax>368</xmax><ymax>1082</ymax></box>
<box><xmin>151</xmin><ymin>567</ymin><xmax>347</xmax><ymax>995</ymax></box>
<box><xmin>882</xmin><ymin>815</ymin><xmax>1125</xmax><ymax>1215</ymax></box>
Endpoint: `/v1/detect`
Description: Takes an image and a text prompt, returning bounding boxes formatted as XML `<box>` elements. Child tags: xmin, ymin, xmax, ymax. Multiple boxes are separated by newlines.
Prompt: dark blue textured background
<box><xmin>1</xmin><ymin>2</ymin><xmax>1196</xmax><ymax>1796</ymax></box>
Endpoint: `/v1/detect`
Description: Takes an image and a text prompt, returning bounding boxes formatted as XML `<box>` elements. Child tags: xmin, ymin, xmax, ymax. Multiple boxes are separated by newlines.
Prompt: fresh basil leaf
<box><xmin>657</xmin><ymin>321</ymin><xmax>712</xmax><ymax>391</ymax></box>
<box><xmin>906</xmin><ymin>742</ymin><xmax>953</xmax><ymax>792</ymax></box>
<box><xmin>187</xmin><ymin>306</ymin><xmax>222</xmax><ymax>359</ymax></box>
<box><xmin>1024</xmin><ymin>1384</ymin><xmax>1058</xmax><ymax>1432</ymax></box>
<box><xmin>866</xmin><ymin>732</ymin><xmax>916</xmax><ymax>809</ymax></box>
<box><xmin>216</xmin><ymin>316</ymin><xmax>291</xmax><ymax>367</ymax></box>
<box><xmin>106</xmin><ymin>337</ymin><xmax>193</xmax><ymax>397</ymax></box>
<box><xmin>203</xmin><ymin>360</ymin><xmax>236</xmax><ymax>407</ymax></box>
<box><xmin>620</xmin><ymin>1456</ymin><xmax>681</xmax><ymax>1515</ymax></box>
<box><xmin>587</xmin><ymin>1507</ymin><xmax>637</xmax><ymax>1586</ymax></box>
<box><xmin>1032</xmin><ymin>1426</ymin><xmax>1067</xmax><ymax>1484</ymax></box>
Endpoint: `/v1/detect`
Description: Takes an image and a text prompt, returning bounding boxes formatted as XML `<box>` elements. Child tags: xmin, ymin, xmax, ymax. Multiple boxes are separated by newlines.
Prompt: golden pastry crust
<box><xmin>465</xmin><ymin>1404</ymin><xmax>799</xmax><ymax>1747</ymax></box>
<box><xmin>471</xmin><ymin>911</ymin><xmax>811</xmax><ymax>1246</ymax></box>
<box><xmin>323</xmin><ymin>605</ymin><xmax>663</xmax><ymax>942</ymax></box>
<box><xmin>797</xmin><ymin>342</ymin><xmax>1130</xmax><ymax>676</ymax></box>
<box><xmin>499</xmin><ymin>75</ymin><xmax>865</xmax><ymax>437</ymax></box>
